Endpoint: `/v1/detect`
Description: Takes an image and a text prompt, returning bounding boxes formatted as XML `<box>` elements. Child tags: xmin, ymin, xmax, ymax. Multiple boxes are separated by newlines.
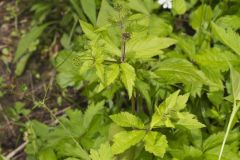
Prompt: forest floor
<box><xmin>0</xmin><ymin>1</ymin><xmax>77</xmax><ymax>159</ymax></box>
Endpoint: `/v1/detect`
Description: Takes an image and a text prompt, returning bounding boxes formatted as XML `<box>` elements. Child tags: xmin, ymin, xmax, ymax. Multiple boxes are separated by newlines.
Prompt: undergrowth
<box><xmin>1</xmin><ymin>0</ymin><xmax>240</xmax><ymax>160</ymax></box>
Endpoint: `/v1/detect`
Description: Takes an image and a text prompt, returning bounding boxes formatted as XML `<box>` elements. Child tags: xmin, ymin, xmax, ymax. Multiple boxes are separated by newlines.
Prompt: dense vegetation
<box><xmin>0</xmin><ymin>0</ymin><xmax>240</xmax><ymax>159</ymax></box>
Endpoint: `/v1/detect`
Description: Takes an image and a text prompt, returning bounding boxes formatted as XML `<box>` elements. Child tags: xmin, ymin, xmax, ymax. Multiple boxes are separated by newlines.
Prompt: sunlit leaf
<box><xmin>111</xmin><ymin>130</ymin><xmax>145</xmax><ymax>155</ymax></box>
<box><xmin>110</xmin><ymin>112</ymin><xmax>145</xmax><ymax>129</ymax></box>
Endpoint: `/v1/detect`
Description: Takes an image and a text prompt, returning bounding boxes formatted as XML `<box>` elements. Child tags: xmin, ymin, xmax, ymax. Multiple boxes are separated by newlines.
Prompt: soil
<box><xmin>0</xmin><ymin>1</ymin><xmax>75</xmax><ymax>159</ymax></box>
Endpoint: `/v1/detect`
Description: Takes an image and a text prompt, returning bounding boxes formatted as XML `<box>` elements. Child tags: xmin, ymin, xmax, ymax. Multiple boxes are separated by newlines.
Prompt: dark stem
<box><xmin>120</xmin><ymin>20</ymin><xmax>126</xmax><ymax>63</ymax></box>
<box><xmin>131</xmin><ymin>95</ymin><xmax>136</xmax><ymax>113</ymax></box>
<box><xmin>121</xmin><ymin>40</ymin><xmax>126</xmax><ymax>63</ymax></box>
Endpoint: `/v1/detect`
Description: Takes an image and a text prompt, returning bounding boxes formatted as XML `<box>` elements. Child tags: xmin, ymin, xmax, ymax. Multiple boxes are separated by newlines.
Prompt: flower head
<box><xmin>158</xmin><ymin>0</ymin><xmax>172</xmax><ymax>9</ymax></box>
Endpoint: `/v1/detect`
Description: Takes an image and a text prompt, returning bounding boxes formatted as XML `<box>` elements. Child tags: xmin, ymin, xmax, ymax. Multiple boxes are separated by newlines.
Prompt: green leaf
<box><xmin>15</xmin><ymin>53</ymin><xmax>31</xmax><ymax>76</ymax></box>
<box><xmin>38</xmin><ymin>149</ymin><xmax>57</xmax><ymax>160</ymax></box>
<box><xmin>80</xmin><ymin>20</ymin><xmax>121</xmax><ymax>56</ymax></box>
<box><xmin>110</xmin><ymin>112</ymin><xmax>145</xmax><ymax>129</ymax></box>
<box><xmin>173</xmin><ymin>0</ymin><xmax>187</xmax><ymax>15</ymax></box>
<box><xmin>170</xmin><ymin>145</ymin><xmax>202</xmax><ymax>160</ymax></box>
<box><xmin>175</xmin><ymin>34</ymin><xmax>196</xmax><ymax>57</ymax></box>
<box><xmin>193</xmin><ymin>48</ymin><xmax>239</xmax><ymax>73</ymax></box>
<box><xmin>83</xmin><ymin>101</ymin><xmax>104</xmax><ymax>131</ymax></box>
<box><xmin>14</xmin><ymin>24</ymin><xmax>48</xmax><ymax>62</ymax></box>
<box><xmin>55</xmin><ymin>51</ymin><xmax>82</xmax><ymax>88</ymax></box>
<box><xmin>70</xmin><ymin>0</ymin><xmax>87</xmax><ymax>20</ymax></box>
<box><xmin>204</xmin><ymin>145</ymin><xmax>240</xmax><ymax>160</ymax></box>
<box><xmin>150</xmin><ymin>90</ymin><xmax>180</xmax><ymax>129</ymax></box>
<box><xmin>111</xmin><ymin>130</ymin><xmax>146</xmax><ymax>155</ymax></box>
<box><xmin>219</xmin><ymin>67</ymin><xmax>240</xmax><ymax>160</ymax></box>
<box><xmin>97</xmin><ymin>0</ymin><xmax>117</xmax><ymax>27</ymax></box>
<box><xmin>120</xmin><ymin>63</ymin><xmax>136</xmax><ymax>98</ymax></box>
<box><xmin>144</xmin><ymin>131</ymin><xmax>168</xmax><ymax>158</ymax></box>
<box><xmin>148</xmin><ymin>16</ymin><xmax>173</xmax><ymax>37</ymax></box>
<box><xmin>230</xmin><ymin>67</ymin><xmax>240</xmax><ymax>101</ymax></box>
<box><xmin>106</xmin><ymin>64</ymin><xmax>120</xmax><ymax>86</ymax></box>
<box><xmin>96</xmin><ymin>62</ymin><xmax>105</xmax><ymax>83</ymax></box>
<box><xmin>80</xmin><ymin>0</ymin><xmax>96</xmax><ymax>25</ymax></box>
<box><xmin>155</xmin><ymin>58</ymin><xmax>210</xmax><ymax>85</ymax></box>
<box><xmin>203</xmin><ymin>131</ymin><xmax>240</xmax><ymax>151</ymax></box>
<box><xmin>175</xmin><ymin>93</ymin><xmax>190</xmax><ymax>111</ymax></box>
<box><xmin>97</xmin><ymin>64</ymin><xmax>120</xmax><ymax>92</ymax></box>
<box><xmin>127</xmin><ymin>0</ymin><xmax>150</xmax><ymax>14</ymax></box>
<box><xmin>127</xmin><ymin>37</ymin><xmax>176</xmax><ymax>59</ymax></box>
<box><xmin>216</xmin><ymin>15</ymin><xmax>240</xmax><ymax>31</ymax></box>
<box><xmin>176</xmin><ymin>112</ymin><xmax>205</xmax><ymax>129</ymax></box>
<box><xmin>80</xmin><ymin>20</ymin><xmax>97</xmax><ymax>40</ymax></box>
<box><xmin>90</xmin><ymin>143</ymin><xmax>113</xmax><ymax>160</ymax></box>
<box><xmin>56</xmin><ymin>143</ymin><xmax>90</xmax><ymax>160</ymax></box>
<box><xmin>211</xmin><ymin>22</ymin><xmax>240</xmax><ymax>56</ymax></box>
<box><xmin>190</xmin><ymin>5</ymin><xmax>213</xmax><ymax>31</ymax></box>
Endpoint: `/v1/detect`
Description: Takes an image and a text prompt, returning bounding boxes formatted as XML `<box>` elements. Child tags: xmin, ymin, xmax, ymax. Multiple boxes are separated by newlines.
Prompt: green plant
<box><xmin>110</xmin><ymin>90</ymin><xmax>204</xmax><ymax>158</ymax></box>
<box><xmin>9</xmin><ymin>0</ymin><xmax>240</xmax><ymax>159</ymax></box>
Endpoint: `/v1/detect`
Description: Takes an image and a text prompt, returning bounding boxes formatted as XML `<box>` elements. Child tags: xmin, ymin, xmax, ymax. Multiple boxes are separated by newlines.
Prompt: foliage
<box><xmin>8</xmin><ymin>0</ymin><xmax>240</xmax><ymax>159</ymax></box>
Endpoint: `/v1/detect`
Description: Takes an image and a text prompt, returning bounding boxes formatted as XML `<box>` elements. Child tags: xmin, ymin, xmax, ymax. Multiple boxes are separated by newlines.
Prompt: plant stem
<box><xmin>120</xmin><ymin>21</ymin><xmax>126</xmax><ymax>63</ymax></box>
<box><xmin>131</xmin><ymin>94</ymin><xmax>136</xmax><ymax>113</ymax></box>
<box><xmin>218</xmin><ymin>101</ymin><xmax>240</xmax><ymax>160</ymax></box>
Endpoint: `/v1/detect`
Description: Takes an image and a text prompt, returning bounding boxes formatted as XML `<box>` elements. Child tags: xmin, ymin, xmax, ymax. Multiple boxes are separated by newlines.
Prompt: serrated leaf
<box><xmin>176</xmin><ymin>112</ymin><xmax>205</xmax><ymax>129</ymax></box>
<box><xmin>80</xmin><ymin>20</ymin><xmax>121</xmax><ymax>56</ymax></box>
<box><xmin>204</xmin><ymin>145</ymin><xmax>240</xmax><ymax>160</ymax></box>
<box><xmin>216</xmin><ymin>15</ymin><xmax>240</xmax><ymax>31</ymax></box>
<box><xmin>150</xmin><ymin>90</ymin><xmax>181</xmax><ymax>129</ymax></box>
<box><xmin>83</xmin><ymin>101</ymin><xmax>104</xmax><ymax>131</ymax></box>
<box><xmin>175</xmin><ymin>93</ymin><xmax>190</xmax><ymax>111</ymax></box>
<box><xmin>165</xmin><ymin>90</ymin><xmax>180</xmax><ymax>109</ymax></box>
<box><xmin>110</xmin><ymin>112</ymin><xmax>145</xmax><ymax>129</ymax></box>
<box><xmin>203</xmin><ymin>131</ymin><xmax>240</xmax><ymax>151</ymax></box>
<box><xmin>80</xmin><ymin>0</ymin><xmax>96</xmax><ymax>25</ymax></box>
<box><xmin>90</xmin><ymin>143</ymin><xmax>113</xmax><ymax>160</ymax></box>
<box><xmin>194</xmin><ymin>48</ymin><xmax>239</xmax><ymax>72</ymax></box>
<box><xmin>56</xmin><ymin>143</ymin><xmax>90</xmax><ymax>160</ymax></box>
<box><xmin>127</xmin><ymin>37</ymin><xmax>176</xmax><ymax>59</ymax></box>
<box><xmin>144</xmin><ymin>131</ymin><xmax>168</xmax><ymax>158</ymax></box>
<box><xmin>120</xmin><ymin>63</ymin><xmax>136</xmax><ymax>98</ymax></box>
<box><xmin>175</xmin><ymin>34</ymin><xmax>196</xmax><ymax>56</ymax></box>
<box><xmin>212</xmin><ymin>22</ymin><xmax>240</xmax><ymax>56</ymax></box>
<box><xmin>111</xmin><ymin>130</ymin><xmax>145</xmax><ymax>155</ymax></box>
<box><xmin>190</xmin><ymin>5</ymin><xmax>213</xmax><ymax>31</ymax></box>
<box><xmin>97</xmin><ymin>63</ymin><xmax>119</xmax><ymax>96</ymax></box>
<box><xmin>193</xmin><ymin>48</ymin><xmax>239</xmax><ymax>91</ymax></box>
<box><xmin>55</xmin><ymin>51</ymin><xmax>83</xmax><ymax>88</ymax></box>
<box><xmin>80</xmin><ymin>20</ymin><xmax>97</xmax><ymax>40</ymax></box>
<box><xmin>96</xmin><ymin>62</ymin><xmax>105</xmax><ymax>83</ymax></box>
<box><xmin>106</xmin><ymin>64</ymin><xmax>120</xmax><ymax>86</ymax></box>
<box><xmin>155</xmin><ymin>58</ymin><xmax>210</xmax><ymax>85</ymax></box>
<box><xmin>170</xmin><ymin>145</ymin><xmax>202</xmax><ymax>160</ymax></box>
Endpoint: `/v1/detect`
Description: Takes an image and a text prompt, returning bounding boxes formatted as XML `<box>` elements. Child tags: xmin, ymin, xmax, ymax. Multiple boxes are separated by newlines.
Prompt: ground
<box><xmin>0</xmin><ymin>1</ymin><xmax>76</xmax><ymax>159</ymax></box>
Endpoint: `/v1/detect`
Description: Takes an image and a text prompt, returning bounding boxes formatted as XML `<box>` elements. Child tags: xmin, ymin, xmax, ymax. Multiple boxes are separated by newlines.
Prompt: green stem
<box><xmin>218</xmin><ymin>101</ymin><xmax>240</xmax><ymax>160</ymax></box>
